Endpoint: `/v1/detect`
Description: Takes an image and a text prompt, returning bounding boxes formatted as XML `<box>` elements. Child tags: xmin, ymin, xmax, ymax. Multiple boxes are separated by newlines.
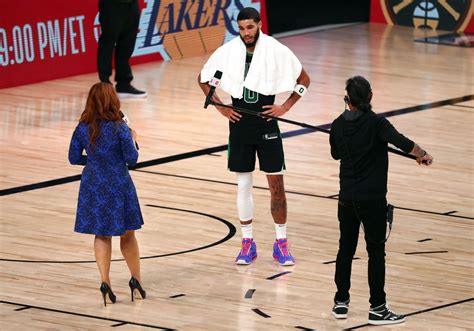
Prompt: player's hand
<box><xmin>416</xmin><ymin>153</ymin><xmax>433</xmax><ymax>166</ymax></box>
<box><xmin>262</xmin><ymin>104</ymin><xmax>288</xmax><ymax>121</ymax></box>
<box><xmin>216</xmin><ymin>105</ymin><xmax>242</xmax><ymax>123</ymax></box>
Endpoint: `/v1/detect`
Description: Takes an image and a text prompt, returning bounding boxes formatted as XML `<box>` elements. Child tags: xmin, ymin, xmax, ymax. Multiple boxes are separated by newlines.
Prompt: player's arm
<box><xmin>197</xmin><ymin>73</ymin><xmax>241</xmax><ymax>123</ymax></box>
<box><xmin>262</xmin><ymin>68</ymin><xmax>310</xmax><ymax>119</ymax></box>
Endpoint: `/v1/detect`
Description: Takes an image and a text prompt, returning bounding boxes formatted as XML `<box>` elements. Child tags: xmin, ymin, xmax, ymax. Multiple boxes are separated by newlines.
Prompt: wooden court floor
<box><xmin>0</xmin><ymin>23</ymin><xmax>473</xmax><ymax>330</ymax></box>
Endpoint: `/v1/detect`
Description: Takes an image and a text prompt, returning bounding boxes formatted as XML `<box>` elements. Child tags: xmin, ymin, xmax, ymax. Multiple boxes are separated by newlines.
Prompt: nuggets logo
<box><xmin>381</xmin><ymin>0</ymin><xmax>473</xmax><ymax>31</ymax></box>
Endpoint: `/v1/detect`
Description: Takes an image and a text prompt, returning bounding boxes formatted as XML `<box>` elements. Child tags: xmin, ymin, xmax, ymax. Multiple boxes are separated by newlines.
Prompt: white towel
<box><xmin>200</xmin><ymin>32</ymin><xmax>302</xmax><ymax>98</ymax></box>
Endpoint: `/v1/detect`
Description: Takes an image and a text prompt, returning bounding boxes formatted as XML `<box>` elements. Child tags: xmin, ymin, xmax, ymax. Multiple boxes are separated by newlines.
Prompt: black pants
<box><xmin>97</xmin><ymin>0</ymin><xmax>140</xmax><ymax>87</ymax></box>
<box><xmin>334</xmin><ymin>198</ymin><xmax>387</xmax><ymax>307</ymax></box>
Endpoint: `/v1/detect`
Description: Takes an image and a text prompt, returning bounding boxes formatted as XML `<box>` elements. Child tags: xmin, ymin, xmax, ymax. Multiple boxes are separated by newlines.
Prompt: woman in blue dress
<box><xmin>69</xmin><ymin>82</ymin><xmax>146</xmax><ymax>306</ymax></box>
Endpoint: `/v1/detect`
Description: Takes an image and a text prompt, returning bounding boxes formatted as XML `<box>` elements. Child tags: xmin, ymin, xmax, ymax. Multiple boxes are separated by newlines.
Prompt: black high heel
<box><xmin>99</xmin><ymin>282</ymin><xmax>117</xmax><ymax>306</ymax></box>
<box><xmin>129</xmin><ymin>277</ymin><xmax>146</xmax><ymax>302</ymax></box>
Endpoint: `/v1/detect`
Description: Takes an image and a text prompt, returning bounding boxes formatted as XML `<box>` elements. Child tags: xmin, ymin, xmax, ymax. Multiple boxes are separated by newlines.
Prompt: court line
<box><xmin>0</xmin><ymin>300</ymin><xmax>175</xmax><ymax>330</ymax></box>
<box><xmin>169</xmin><ymin>294</ymin><xmax>186</xmax><ymax>299</ymax></box>
<box><xmin>323</xmin><ymin>257</ymin><xmax>360</xmax><ymax>265</ymax></box>
<box><xmin>266</xmin><ymin>271</ymin><xmax>292</xmax><ymax>280</ymax></box>
<box><xmin>134</xmin><ymin>170</ymin><xmax>474</xmax><ymax>221</ymax></box>
<box><xmin>405</xmin><ymin>250</ymin><xmax>449</xmax><ymax>255</ymax></box>
<box><xmin>417</xmin><ymin>238</ymin><xmax>432</xmax><ymax>242</ymax></box>
<box><xmin>0</xmin><ymin>205</ymin><xmax>236</xmax><ymax>264</ymax></box>
<box><xmin>346</xmin><ymin>297</ymin><xmax>474</xmax><ymax>330</ymax></box>
<box><xmin>443</xmin><ymin>210</ymin><xmax>458</xmax><ymax>215</ymax></box>
<box><xmin>451</xmin><ymin>104</ymin><xmax>474</xmax><ymax>109</ymax></box>
<box><xmin>245</xmin><ymin>289</ymin><xmax>256</xmax><ymax>299</ymax></box>
<box><xmin>1</xmin><ymin>94</ymin><xmax>472</xmax><ymax>197</ymax></box>
<box><xmin>252</xmin><ymin>308</ymin><xmax>272</xmax><ymax>318</ymax></box>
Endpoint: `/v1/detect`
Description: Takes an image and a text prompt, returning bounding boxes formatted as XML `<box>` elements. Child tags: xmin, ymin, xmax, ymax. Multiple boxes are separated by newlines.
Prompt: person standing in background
<box><xmin>69</xmin><ymin>82</ymin><xmax>146</xmax><ymax>306</ymax></box>
<box><xmin>97</xmin><ymin>0</ymin><xmax>147</xmax><ymax>98</ymax></box>
<box><xmin>329</xmin><ymin>76</ymin><xmax>433</xmax><ymax>325</ymax></box>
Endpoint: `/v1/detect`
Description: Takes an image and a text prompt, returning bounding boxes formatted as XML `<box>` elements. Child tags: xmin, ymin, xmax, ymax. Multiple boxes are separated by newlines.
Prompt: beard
<box><xmin>240</xmin><ymin>29</ymin><xmax>260</xmax><ymax>49</ymax></box>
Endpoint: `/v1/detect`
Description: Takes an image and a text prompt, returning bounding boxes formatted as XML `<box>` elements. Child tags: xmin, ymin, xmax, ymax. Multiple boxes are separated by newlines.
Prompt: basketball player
<box><xmin>329</xmin><ymin>76</ymin><xmax>433</xmax><ymax>324</ymax></box>
<box><xmin>198</xmin><ymin>7</ymin><xmax>310</xmax><ymax>266</ymax></box>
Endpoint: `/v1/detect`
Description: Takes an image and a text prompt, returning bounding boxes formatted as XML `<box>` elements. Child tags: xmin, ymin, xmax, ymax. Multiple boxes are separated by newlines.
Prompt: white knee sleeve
<box><xmin>236</xmin><ymin>172</ymin><xmax>253</xmax><ymax>221</ymax></box>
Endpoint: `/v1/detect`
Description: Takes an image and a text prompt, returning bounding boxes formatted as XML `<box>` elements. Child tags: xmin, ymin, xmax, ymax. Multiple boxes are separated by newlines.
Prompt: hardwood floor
<box><xmin>0</xmin><ymin>23</ymin><xmax>473</xmax><ymax>330</ymax></box>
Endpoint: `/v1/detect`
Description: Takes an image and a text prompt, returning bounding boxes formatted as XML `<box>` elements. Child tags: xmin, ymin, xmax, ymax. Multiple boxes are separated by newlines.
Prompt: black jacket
<box><xmin>330</xmin><ymin>110</ymin><xmax>414</xmax><ymax>201</ymax></box>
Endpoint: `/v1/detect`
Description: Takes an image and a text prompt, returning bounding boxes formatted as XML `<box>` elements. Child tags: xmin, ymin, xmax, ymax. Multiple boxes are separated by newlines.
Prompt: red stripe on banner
<box><xmin>370</xmin><ymin>0</ymin><xmax>387</xmax><ymax>24</ymax></box>
<box><xmin>465</xmin><ymin>16</ymin><xmax>474</xmax><ymax>33</ymax></box>
<box><xmin>1</xmin><ymin>0</ymin><xmax>265</xmax><ymax>88</ymax></box>
<box><xmin>258</xmin><ymin>0</ymin><xmax>269</xmax><ymax>34</ymax></box>
<box><xmin>0</xmin><ymin>1</ymin><xmax>99</xmax><ymax>88</ymax></box>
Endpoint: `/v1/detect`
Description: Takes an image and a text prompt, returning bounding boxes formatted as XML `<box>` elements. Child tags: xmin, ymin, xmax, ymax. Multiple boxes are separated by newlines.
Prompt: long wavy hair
<box><xmin>80</xmin><ymin>82</ymin><xmax>121</xmax><ymax>148</ymax></box>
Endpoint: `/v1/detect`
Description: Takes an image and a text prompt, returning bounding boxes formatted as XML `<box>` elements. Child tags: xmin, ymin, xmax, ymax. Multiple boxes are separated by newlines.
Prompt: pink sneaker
<box><xmin>235</xmin><ymin>238</ymin><xmax>257</xmax><ymax>265</ymax></box>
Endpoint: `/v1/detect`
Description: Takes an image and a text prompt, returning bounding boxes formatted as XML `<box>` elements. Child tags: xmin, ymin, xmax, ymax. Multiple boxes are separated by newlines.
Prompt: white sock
<box><xmin>275</xmin><ymin>223</ymin><xmax>287</xmax><ymax>239</ymax></box>
<box><xmin>241</xmin><ymin>223</ymin><xmax>253</xmax><ymax>239</ymax></box>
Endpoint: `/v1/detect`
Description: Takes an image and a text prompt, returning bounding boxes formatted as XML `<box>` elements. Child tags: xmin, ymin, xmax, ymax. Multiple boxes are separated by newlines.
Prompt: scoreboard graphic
<box><xmin>0</xmin><ymin>0</ymin><xmax>265</xmax><ymax>88</ymax></box>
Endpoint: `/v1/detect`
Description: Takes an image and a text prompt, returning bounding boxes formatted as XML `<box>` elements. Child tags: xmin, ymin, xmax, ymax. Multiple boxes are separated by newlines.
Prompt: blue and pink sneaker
<box><xmin>235</xmin><ymin>238</ymin><xmax>257</xmax><ymax>265</ymax></box>
<box><xmin>273</xmin><ymin>238</ymin><xmax>295</xmax><ymax>266</ymax></box>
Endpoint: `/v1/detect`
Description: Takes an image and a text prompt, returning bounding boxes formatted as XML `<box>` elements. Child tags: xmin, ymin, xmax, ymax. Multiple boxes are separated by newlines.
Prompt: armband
<box><xmin>294</xmin><ymin>84</ymin><xmax>307</xmax><ymax>97</ymax></box>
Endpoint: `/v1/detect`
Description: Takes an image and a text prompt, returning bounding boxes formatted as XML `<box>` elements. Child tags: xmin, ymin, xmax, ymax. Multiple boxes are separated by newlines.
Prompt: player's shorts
<box><xmin>228</xmin><ymin>132</ymin><xmax>285</xmax><ymax>173</ymax></box>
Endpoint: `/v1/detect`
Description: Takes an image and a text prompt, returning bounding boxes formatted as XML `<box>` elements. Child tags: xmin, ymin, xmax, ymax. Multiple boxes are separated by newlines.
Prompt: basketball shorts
<box><xmin>228</xmin><ymin>132</ymin><xmax>285</xmax><ymax>173</ymax></box>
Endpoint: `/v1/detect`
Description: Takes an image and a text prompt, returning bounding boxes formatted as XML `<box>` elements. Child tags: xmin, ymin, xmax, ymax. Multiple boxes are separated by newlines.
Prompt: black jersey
<box><xmin>230</xmin><ymin>52</ymin><xmax>278</xmax><ymax>143</ymax></box>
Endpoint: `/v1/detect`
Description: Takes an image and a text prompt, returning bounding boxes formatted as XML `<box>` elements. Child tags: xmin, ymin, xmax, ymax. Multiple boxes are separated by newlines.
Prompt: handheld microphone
<box><xmin>204</xmin><ymin>70</ymin><xmax>222</xmax><ymax>109</ymax></box>
<box><xmin>119</xmin><ymin>111</ymin><xmax>139</xmax><ymax>150</ymax></box>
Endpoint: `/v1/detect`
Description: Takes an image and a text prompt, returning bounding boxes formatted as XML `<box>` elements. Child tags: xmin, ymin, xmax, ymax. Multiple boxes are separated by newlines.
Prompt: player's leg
<box><xmin>229</xmin><ymin>138</ymin><xmax>257</xmax><ymax>264</ymax></box>
<box><xmin>258</xmin><ymin>134</ymin><xmax>294</xmax><ymax>266</ymax></box>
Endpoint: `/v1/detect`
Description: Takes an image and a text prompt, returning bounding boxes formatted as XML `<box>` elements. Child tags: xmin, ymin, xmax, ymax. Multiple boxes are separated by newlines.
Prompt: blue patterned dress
<box><xmin>68</xmin><ymin>121</ymin><xmax>143</xmax><ymax>236</ymax></box>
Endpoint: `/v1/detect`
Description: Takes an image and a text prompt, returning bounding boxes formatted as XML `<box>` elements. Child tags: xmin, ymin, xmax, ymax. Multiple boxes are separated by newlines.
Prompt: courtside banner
<box><xmin>370</xmin><ymin>0</ymin><xmax>474</xmax><ymax>32</ymax></box>
<box><xmin>0</xmin><ymin>0</ymin><xmax>266</xmax><ymax>89</ymax></box>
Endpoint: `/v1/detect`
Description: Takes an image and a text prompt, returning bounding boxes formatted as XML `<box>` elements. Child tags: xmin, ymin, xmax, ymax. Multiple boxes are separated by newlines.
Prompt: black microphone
<box><xmin>204</xmin><ymin>70</ymin><xmax>222</xmax><ymax>109</ymax></box>
<box><xmin>119</xmin><ymin>111</ymin><xmax>139</xmax><ymax>150</ymax></box>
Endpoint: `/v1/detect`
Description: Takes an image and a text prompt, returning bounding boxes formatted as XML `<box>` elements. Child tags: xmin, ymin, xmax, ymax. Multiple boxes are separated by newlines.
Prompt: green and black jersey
<box><xmin>230</xmin><ymin>52</ymin><xmax>279</xmax><ymax>143</ymax></box>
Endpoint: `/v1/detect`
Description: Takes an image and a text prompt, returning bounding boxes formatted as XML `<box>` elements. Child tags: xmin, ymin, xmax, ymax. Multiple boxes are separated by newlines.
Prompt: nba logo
<box><xmin>210</xmin><ymin>77</ymin><xmax>221</xmax><ymax>87</ymax></box>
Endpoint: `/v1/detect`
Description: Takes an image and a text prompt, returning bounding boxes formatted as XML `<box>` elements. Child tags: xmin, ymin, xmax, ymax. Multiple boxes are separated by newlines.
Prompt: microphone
<box><xmin>119</xmin><ymin>111</ymin><xmax>139</xmax><ymax>150</ymax></box>
<box><xmin>204</xmin><ymin>70</ymin><xmax>222</xmax><ymax>109</ymax></box>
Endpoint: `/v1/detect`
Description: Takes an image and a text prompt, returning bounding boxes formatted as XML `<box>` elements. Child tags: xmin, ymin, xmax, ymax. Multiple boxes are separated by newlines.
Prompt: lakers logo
<box><xmin>155</xmin><ymin>0</ymin><xmax>229</xmax><ymax>58</ymax></box>
<box><xmin>381</xmin><ymin>0</ymin><xmax>473</xmax><ymax>31</ymax></box>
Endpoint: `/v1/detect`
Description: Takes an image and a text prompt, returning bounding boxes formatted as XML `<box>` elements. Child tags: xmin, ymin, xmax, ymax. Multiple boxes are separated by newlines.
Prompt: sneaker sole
<box><xmin>273</xmin><ymin>254</ymin><xmax>295</xmax><ymax>266</ymax></box>
<box><xmin>332</xmin><ymin>312</ymin><xmax>347</xmax><ymax>319</ymax></box>
<box><xmin>368</xmin><ymin>318</ymin><xmax>406</xmax><ymax>325</ymax></box>
<box><xmin>117</xmin><ymin>93</ymin><xmax>148</xmax><ymax>99</ymax></box>
<box><xmin>235</xmin><ymin>255</ymin><xmax>257</xmax><ymax>265</ymax></box>
<box><xmin>235</xmin><ymin>259</ymin><xmax>252</xmax><ymax>265</ymax></box>
<box><xmin>279</xmin><ymin>260</ymin><xmax>295</xmax><ymax>266</ymax></box>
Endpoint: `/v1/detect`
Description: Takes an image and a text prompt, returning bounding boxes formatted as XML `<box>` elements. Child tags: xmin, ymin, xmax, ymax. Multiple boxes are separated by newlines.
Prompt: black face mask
<box><xmin>240</xmin><ymin>29</ymin><xmax>260</xmax><ymax>49</ymax></box>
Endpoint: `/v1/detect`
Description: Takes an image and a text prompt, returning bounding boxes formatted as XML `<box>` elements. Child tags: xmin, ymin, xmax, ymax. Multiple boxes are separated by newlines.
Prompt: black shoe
<box><xmin>116</xmin><ymin>85</ymin><xmax>147</xmax><ymax>98</ymax></box>
<box><xmin>99</xmin><ymin>282</ymin><xmax>116</xmax><ymax>306</ymax></box>
<box><xmin>129</xmin><ymin>277</ymin><xmax>146</xmax><ymax>301</ymax></box>
<box><xmin>369</xmin><ymin>303</ymin><xmax>406</xmax><ymax>325</ymax></box>
<box><xmin>332</xmin><ymin>299</ymin><xmax>349</xmax><ymax>319</ymax></box>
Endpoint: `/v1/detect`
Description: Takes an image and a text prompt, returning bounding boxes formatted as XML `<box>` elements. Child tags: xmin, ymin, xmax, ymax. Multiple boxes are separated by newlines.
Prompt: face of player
<box><xmin>238</xmin><ymin>19</ymin><xmax>262</xmax><ymax>50</ymax></box>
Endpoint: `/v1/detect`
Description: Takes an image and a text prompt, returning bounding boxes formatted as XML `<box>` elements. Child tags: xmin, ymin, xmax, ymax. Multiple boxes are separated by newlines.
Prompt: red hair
<box><xmin>80</xmin><ymin>82</ymin><xmax>121</xmax><ymax>148</ymax></box>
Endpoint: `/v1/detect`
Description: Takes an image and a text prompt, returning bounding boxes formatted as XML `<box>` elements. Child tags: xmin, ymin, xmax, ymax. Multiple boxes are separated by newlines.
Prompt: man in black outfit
<box><xmin>329</xmin><ymin>76</ymin><xmax>433</xmax><ymax>325</ymax></box>
<box><xmin>97</xmin><ymin>0</ymin><xmax>146</xmax><ymax>98</ymax></box>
